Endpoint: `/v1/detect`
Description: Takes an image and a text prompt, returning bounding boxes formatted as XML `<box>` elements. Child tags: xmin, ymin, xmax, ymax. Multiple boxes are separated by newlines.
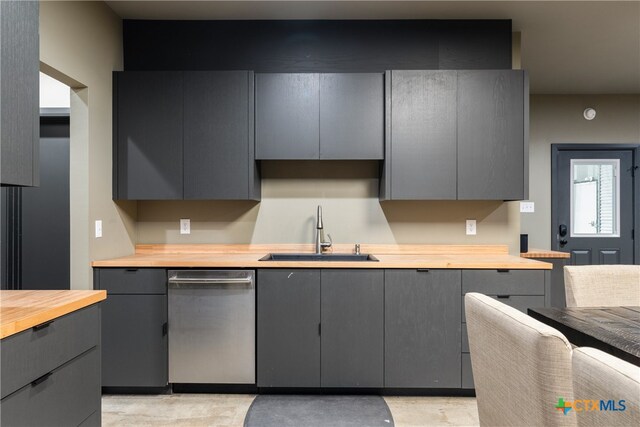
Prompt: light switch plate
<box><xmin>520</xmin><ymin>202</ymin><xmax>535</xmax><ymax>213</ymax></box>
<box><xmin>180</xmin><ymin>218</ymin><xmax>191</xmax><ymax>235</ymax></box>
<box><xmin>466</xmin><ymin>219</ymin><xmax>477</xmax><ymax>236</ymax></box>
<box><xmin>95</xmin><ymin>220</ymin><xmax>102</xmax><ymax>238</ymax></box>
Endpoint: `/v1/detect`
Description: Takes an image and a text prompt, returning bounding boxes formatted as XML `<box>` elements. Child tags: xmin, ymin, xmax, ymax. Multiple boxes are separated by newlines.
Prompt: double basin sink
<box><xmin>259</xmin><ymin>253</ymin><xmax>379</xmax><ymax>262</ymax></box>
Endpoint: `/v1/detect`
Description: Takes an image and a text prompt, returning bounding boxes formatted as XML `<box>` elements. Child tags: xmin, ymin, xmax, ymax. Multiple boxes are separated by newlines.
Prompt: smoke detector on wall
<box><xmin>583</xmin><ymin>107</ymin><xmax>597</xmax><ymax>120</ymax></box>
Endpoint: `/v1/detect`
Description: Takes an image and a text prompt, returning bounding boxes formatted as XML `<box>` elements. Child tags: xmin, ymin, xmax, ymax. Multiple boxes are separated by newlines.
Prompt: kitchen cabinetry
<box><xmin>382</xmin><ymin>69</ymin><xmax>528</xmax><ymax>201</ymax></box>
<box><xmin>457</xmin><ymin>70</ymin><xmax>528</xmax><ymax>200</ymax></box>
<box><xmin>113</xmin><ymin>71</ymin><xmax>259</xmax><ymax>200</ymax></box>
<box><xmin>321</xmin><ymin>269</ymin><xmax>384</xmax><ymax>387</ymax></box>
<box><xmin>255</xmin><ymin>73</ymin><xmax>384</xmax><ymax>160</ymax></box>
<box><xmin>0</xmin><ymin>305</ymin><xmax>101</xmax><ymax>426</ymax></box>
<box><xmin>385</xmin><ymin>269</ymin><xmax>461</xmax><ymax>388</ymax></box>
<box><xmin>94</xmin><ymin>268</ymin><xmax>168</xmax><ymax>388</ymax></box>
<box><xmin>0</xmin><ymin>0</ymin><xmax>39</xmax><ymax>187</ymax></box>
<box><xmin>257</xmin><ymin>269</ymin><xmax>321</xmax><ymax>387</ymax></box>
<box><xmin>460</xmin><ymin>269</ymin><xmax>548</xmax><ymax>388</ymax></box>
<box><xmin>257</xmin><ymin>268</ymin><xmax>384</xmax><ymax>388</ymax></box>
<box><xmin>114</xmin><ymin>72</ymin><xmax>183</xmax><ymax>199</ymax></box>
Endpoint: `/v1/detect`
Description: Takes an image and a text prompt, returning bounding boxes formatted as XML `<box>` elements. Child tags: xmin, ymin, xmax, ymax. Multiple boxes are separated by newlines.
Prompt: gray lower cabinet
<box><xmin>255</xmin><ymin>73</ymin><xmax>384</xmax><ymax>160</ymax></box>
<box><xmin>0</xmin><ymin>305</ymin><xmax>101</xmax><ymax>427</ymax></box>
<box><xmin>114</xmin><ymin>71</ymin><xmax>184</xmax><ymax>200</ymax></box>
<box><xmin>321</xmin><ymin>269</ymin><xmax>384</xmax><ymax>388</ymax></box>
<box><xmin>385</xmin><ymin>269</ymin><xmax>461</xmax><ymax>388</ymax></box>
<box><xmin>0</xmin><ymin>0</ymin><xmax>39</xmax><ymax>187</ymax></box>
<box><xmin>95</xmin><ymin>268</ymin><xmax>168</xmax><ymax>388</ymax></box>
<box><xmin>257</xmin><ymin>269</ymin><xmax>384</xmax><ymax>388</ymax></box>
<box><xmin>457</xmin><ymin>70</ymin><xmax>528</xmax><ymax>200</ymax></box>
<box><xmin>257</xmin><ymin>269</ymin><xmax>321</xmax><ymax>387</ymax></box>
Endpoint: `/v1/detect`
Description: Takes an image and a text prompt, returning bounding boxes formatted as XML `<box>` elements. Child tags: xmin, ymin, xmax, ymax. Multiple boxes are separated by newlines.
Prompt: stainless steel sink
<box><xmin>259</xmin><ymin>253</ymin><xmax>379</xmax><ymax>262</ymax></box>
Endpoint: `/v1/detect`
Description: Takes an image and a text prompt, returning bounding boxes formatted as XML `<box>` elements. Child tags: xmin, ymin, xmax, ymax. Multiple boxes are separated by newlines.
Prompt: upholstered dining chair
<box><xmin>564</xmin><ymin>265</ymin><xmax>640</xmax><ymax>307</ymax></box>
<box><xmin>572</xmin><ymin>347</ymin><xmax>640</xmax><ymax>427</ymax></box>
<box><xmin>465</xmin><ymin>292</ymin><xmax>576</xmax><ymax>427</ymax></box>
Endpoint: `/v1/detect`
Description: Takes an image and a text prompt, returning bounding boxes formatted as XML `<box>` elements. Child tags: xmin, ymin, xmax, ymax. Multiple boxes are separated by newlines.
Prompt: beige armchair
<box><xmin>572</xmin><ymin>347</ymin><xmax>640</xmax><ymax>427</ymax></box>
<box><xmin>564</xmin><ymin>265</ymin><xmax>640</xmax><ymax>307</ymax></box>
<box><xmin>465</xmin><ymin>292</ymin><xmax>575</xmax><ymax>426</ymax></box>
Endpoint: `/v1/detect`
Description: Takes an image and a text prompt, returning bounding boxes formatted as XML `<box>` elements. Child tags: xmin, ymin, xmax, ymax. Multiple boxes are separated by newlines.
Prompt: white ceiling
<box><xmin>104</xmin><ymin>1</ymin><xmax>640</xmax><ymax>94</ymax></box>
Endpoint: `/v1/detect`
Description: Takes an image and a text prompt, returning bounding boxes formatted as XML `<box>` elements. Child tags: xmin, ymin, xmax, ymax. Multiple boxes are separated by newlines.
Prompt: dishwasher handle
<box><xmin>168</xmin><ymin>277</ymin><xmax>253</xmax><ymax>288</ymax></box>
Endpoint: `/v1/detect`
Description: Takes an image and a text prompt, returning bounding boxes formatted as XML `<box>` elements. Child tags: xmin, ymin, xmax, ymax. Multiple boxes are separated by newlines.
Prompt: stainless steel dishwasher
<box><xmin>168</xmin><ymin>270</ymin><xmax>255</xmax><ymax>384</ymax></box>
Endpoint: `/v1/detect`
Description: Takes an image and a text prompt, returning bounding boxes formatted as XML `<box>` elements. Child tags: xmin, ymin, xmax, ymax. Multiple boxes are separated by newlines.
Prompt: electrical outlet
<box><xmin>180</xmin><ymin>218</ymin><xmax>190</xmax><ymax>235</ymax></box>
<box><xmin>520</xmin><ymin>202</ymin><xmax>535</xmax><ymax>213</ymax></box>
<box><xmin>466</xmin><ymin>219</ymin><xmax>477</xmax><ymax>236</ymax></box>
<box><xmin>95</xmin><ymin>220</ymin><xmax>102</xmax><ymax>238</ymax></box>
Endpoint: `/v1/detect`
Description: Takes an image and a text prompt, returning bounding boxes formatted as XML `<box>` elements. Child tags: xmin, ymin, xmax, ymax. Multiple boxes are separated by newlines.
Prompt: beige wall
<box><xmin>522</xmin><ymin>95</ymin><xmax>640</xmax><ymax>249</ymax></box>
<box><xmin>138</xmin><ymin>162</ymin><xmax>521</xmax><ymax>252</ymax></box>
<box><xmin>40</xmin><ymin>2</ymin><xmax>134</xmax><ymax>289</ymax></box>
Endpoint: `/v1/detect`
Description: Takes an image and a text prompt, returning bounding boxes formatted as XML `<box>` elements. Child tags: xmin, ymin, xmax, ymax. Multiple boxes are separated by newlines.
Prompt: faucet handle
<box><xmin>326</xmin><ymin>233</ymin><xmax>333</xmax><ymax>247</ymax></box>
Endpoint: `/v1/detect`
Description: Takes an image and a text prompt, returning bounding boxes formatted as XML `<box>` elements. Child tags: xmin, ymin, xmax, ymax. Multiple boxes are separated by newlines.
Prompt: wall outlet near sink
<box><xmin>180</xmin><ymin>219</ymin><xmax>191</xmax><ymax>235</ymax></box>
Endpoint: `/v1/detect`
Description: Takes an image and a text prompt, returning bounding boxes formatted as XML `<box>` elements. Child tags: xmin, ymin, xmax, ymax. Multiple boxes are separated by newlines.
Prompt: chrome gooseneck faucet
<box><xmin>315</xmin><ymin>205</ymin><xmax>332</xmax><ymax>254</ymax></box>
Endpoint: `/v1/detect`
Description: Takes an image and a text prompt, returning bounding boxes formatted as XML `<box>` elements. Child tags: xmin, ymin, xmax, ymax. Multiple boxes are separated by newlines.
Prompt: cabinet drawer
<box><xmin>462</xmin><ymin>270</ymin><xmax>544</xmax><ymax>295</ymax></box>
<box><xmin>0</xmin><ymin>304</ymin><xmax>99</xmax><ymax>399</ymax></box>
<box><xmin>1</xmin><ymin>347</ymin><xmax>100</xmax><ymax>427</ymax></box>
<box><xmin>97</xmin><ymin>268</ymin><xmax>167</xmax><ymax>294</ymax></box>
<box><xmin>461</xmin><ymin>353</ymin><xmax>474</xmax><ymax>389</ymax></box>
<box><xmin>462</xmin><ymin>295</ymin><xmax>545</xmax><ymax>323</ymax></box>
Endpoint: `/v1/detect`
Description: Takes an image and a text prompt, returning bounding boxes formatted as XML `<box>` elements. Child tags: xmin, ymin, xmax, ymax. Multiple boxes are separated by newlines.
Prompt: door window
<box><xmin>570</xmin><ymin>159</ymin><xmax>619</xmax><ymax>237</ymax></box>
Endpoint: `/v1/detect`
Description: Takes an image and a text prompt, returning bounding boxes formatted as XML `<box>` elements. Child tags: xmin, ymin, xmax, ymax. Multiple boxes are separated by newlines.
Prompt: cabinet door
<box><xmin>319</xmin><ymin>73</ymin><xmax>384</xmax><ymax>159</ymax></box>
<box><xmin>255</xmin><ymin>73</ymin><xmax>320</xmax><ymax>159</ymax></box>
<box><xmin>115</xmin><ymin>71</ymin><xmax>183</xmax><ymax>199</ymax></box>
<box><xmin>257</xmin><ymin>269</ymin><xmax>321</xmax><ymax>387</ymax></box>
<box><xmin>385</xmin><ymin>269</ymin><xmax>461</xmax><ymax>388</ymax></box>
<box><xmin>184</xmin><ymin>71</ymin><xmax>259</xmax><ymax>200</ymax></box>
<box><xmin>0</xmin><ymin>0</ymin><xmax>39</xmax><ymax>186</ymax></box>
<box><xmin>457</xmin><ymin>70</ymin><xmax>525</xmax><ymax>200</ymax></box>
<box><xmin>321</xmin><ymin>269</ymin><xmax>384</xmax><ymax>388</ymax></box>
<box><xmin>389</xmin><ymin>71</ymin><xmax>457</xmax><ymax>199</ymax></box>
<box><xmin>101</xmin><ymin>294</ymin><xmax>168</xmax><ymax>387</ymax></box>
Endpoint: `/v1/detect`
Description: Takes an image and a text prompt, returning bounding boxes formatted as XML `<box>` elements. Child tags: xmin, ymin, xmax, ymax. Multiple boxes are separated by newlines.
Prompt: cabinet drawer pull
<box><xmin>417</xmin><ymin>269</ymin><xmax>430</xmax><ymax>273</ymax></box>
<box><xmin>32</xmin><ymin>320</ymin><xmax>54</xmax><ymax>331</ymax></box>
<box><xmin>497</xmin><ymin>295</ymin><xmax>511</xmax><ymax>299</ymax></box>
<box><xmin>497</xmin><ymin>269</ymin><xmax>510</xmax><ymax>273</ymax></box>
<box><xmin>125</xmin><ymin>268</ymin><xmax>139</xmax><ymax>273</ymax></box>
<box><xmin>31</xmin><ymin>372</ymin><xmax>52</xmax><ymax>386</ymax></box>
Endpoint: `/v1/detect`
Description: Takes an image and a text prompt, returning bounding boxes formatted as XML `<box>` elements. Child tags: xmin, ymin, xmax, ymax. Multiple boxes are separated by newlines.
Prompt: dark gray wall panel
<box><xmin>321</xmin><ymin>269</ymin><xmax>384</xmax><ymax>388</ymax></box>
<box><xmin>184</xmin><ymin>71</ymin><xmax>253</xmax><ymax>199</ymax></box>
<box><xmin>115</xmin><ymin>71</ymin><xmax>183</xmax><ymax>199</ymax></box>
<box><xmin>0</xmin><ymin>0</ymin><xmax>39</xmax><ymax>186</ymax></box>
<box><xmin>319</xmin><ymin>73</ymin><xmax>384</xmax><ymax>159</ymax></box>
<box><xmin>385</xmin><ymin>269</ymin><xmax>461</xmax><ymax>388</ymax></box>
<box><xmin>255</xmin><ymin>73</ymin><xmax>320</xmax><ymax>159</ymax></box>
<box><xmin>457</xmin><ymin>70</ymin><xmax>525</xmax><ymax>200</ymax></box>
<box><xmin>390</xmin><ymin>70</ymin><xmax>457</xmax><ymax>199</ymax></box>
<box><xmin>123</xmin><ymin>20</ymin><xmax>511</xmax><ymax>72</ymax></box>
<box><xmin>257</xmin><ymin>269</ymin><xmax>321</xmax><ymax>387</ymax></box>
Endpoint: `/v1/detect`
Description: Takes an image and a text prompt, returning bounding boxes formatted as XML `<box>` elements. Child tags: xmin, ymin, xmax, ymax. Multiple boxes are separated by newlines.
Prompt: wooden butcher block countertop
<box><xmin>92</xmin><ymin>244</ymin><xmax>552</xmax><ymax>270</ymax></box>
<box><xmin>0</xmin><ymin>290</ymin><xmax>106</xmax><ymax>339</ymax></box>
<box><xmin>521</xmin><ymin>248</ymin><xmax>571</xmax><ymax>259</ymax></box>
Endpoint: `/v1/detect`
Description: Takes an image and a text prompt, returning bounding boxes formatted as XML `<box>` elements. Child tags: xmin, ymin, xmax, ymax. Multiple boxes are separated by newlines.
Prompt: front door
<box><xmin>552</xmin><ymin>146</ymin><xmax>637</xmax><ymax>265</ymax></box>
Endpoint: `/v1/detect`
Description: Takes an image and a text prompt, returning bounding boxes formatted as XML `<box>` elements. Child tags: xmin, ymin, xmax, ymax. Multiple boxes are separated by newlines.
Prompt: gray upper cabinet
<box><xmin>382</xmin><ymin>69</ymin><xmax>528</xmax><ymax>201</ymax></box>
<box><xmin>0</xmin><ymin>0</ymin><xmax>39</xmax><ymax>187</ymax></box>
<box><xmin>384</xmin><ymin>70</ymin><xmax>457</xmax><ymax>200</ymax></box>
<box><xmin>257</xmin><ymin>269</ymin><xmax>321</xmax><ymax>387</ymax></box>
<box><xmin>319</xmin><ymin>73</ymin><xmax>384</xmax><ymax>160</ymax></box>
<box><xmin>255</xmin><ymin>73</ymin><xmax>384</xmax><ymax>160</ymax></box>
<box><xmin>385</xmin><ymin>269</ymin><xmax>462</xmax><ymax>388</ymax></box>
<box><xmin>184</xmin><ymin>71</ymin><xmax>259</xmax><ymax>200</ymax></box>
<box><xmin>321</xmin><ymin>269</ymin><xmax>384</xmax><ymax>388</ymax></box>
<box><xmin>114</xmin><ymin>71</ymin><xmax>259</xmax><ymax>200</ymax></box>
<box><xmin>114</xmin><ymin>71</ymin><xmax>183</xmax><ymax>200</ymax></box>
<box><xmin>457</xmin><ymin>70</ymin><xmax>527</xmax><ymax>200</ymax></box>
<box><xmin>255</xmin><ymin>73</ymin><xmax>320</xmax><ymax>160</ymax></box>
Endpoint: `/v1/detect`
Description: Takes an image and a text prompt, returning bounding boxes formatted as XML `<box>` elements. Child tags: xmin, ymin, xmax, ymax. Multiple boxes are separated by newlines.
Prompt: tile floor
<box><xmin>103</xmin><ymin>394</ymin><xmax>479</xmax><ymax>427</ymax></box>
